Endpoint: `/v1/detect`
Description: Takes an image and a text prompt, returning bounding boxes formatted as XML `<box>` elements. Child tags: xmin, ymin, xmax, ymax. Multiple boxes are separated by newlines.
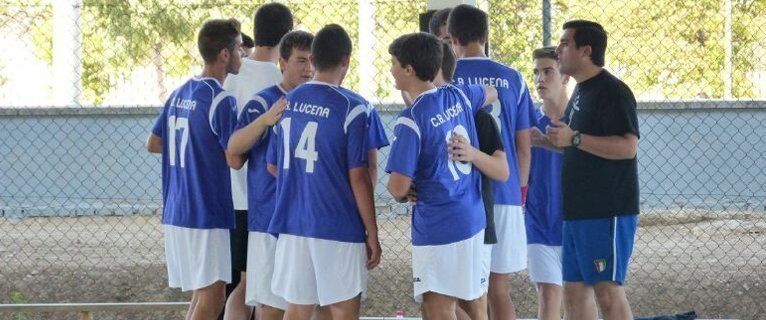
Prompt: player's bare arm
<box><xmin>228</xmin><ymin>98</ymin><xmax>287</xmax><ymax>156</ymax></box>
<box><xmin>146</xmin><ymin>133</ymin><xmax>162</xmax><ymax>154</ymax></box>
<box><xmin>266</xmin><ymin>163</ymin><xmax>277</xmax><ymax>177</ymax></box>
<box><xmin>349</xmin><ymin>167</ymin><xmax>382</xmax><ymax>269</ymax></box>
<box><xmin>226</xmin><ymin>151</ymin><xmax>246</xmax><ymax>170</ymax></box>
<box><xmin>515</xmin><ymin>128</ymin><xmax>531</xmax><ymax>186</ymax></box>
<box><xmin>482</xmin><ymin>85</ymin><xmax>498</xmax><ymax>106</ymax></box>
<box><xmin>387</xmin><ymin>172</ymin><xmax>413</xmax><ymax>203</ymax></box>
<box><xmin>447</xmin><ymin>132</ymin><xmax>509</xmax><ymax>181</ymax></box>
<box><xmin>367</xmin><ymin>149</ymin><xmax>378</xmax><ymax>186</ymax></box>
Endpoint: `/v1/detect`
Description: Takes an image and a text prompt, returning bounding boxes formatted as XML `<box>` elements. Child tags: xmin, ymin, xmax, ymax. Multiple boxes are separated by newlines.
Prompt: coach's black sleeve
<box><xmin>475</xmin><ymin>110</ymin><xmax>504</xmax><ymax>155</ymax></box>
<box><xmin>603</xmin><ymin>85</ymin><xmax>640</xmax><ymax>138</ymax></box>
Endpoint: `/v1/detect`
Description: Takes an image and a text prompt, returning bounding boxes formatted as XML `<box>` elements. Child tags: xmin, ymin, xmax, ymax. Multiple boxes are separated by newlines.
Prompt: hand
<box><xmin>261</xmin><ymin>98</ymin><xmax>287</xmax><ymax>126</ymax></box>
<box><xmin>447</xmin><ymin>132</ymin><xmax>477</xmax><ymax>162</ymax></box>
<box><xmin>530</xmin><ymin>127</ymin><xmax>546</xmax><ymax>147</ymax></box>
<box><xmin>406</xmin><ymin>185</ymin><xmax>417</xmax><ymax>204</ymax></box>
<box><xmin>546</xmin><ymin>119</ymin><xmax>575</xmax><ymax>148</ymax></box>
<box><xmin>365</xmin><ymin>233</ymin><xmax>382</xmax><ymax>270</ymax></box>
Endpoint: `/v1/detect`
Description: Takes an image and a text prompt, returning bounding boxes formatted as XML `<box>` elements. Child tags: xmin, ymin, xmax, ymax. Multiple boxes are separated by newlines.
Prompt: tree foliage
<box><xmin>5</xmin><ymin>0</ymin><xmax>766</xmax><ymax>105</ymax></box>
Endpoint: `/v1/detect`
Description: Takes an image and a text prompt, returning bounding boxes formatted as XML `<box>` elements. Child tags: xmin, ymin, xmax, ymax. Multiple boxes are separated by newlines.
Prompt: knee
<box><xmin>538</xmin><ymin>285</ymin><xmax>561</xmax><ymax>303</ymax></box>
<box><xmin>423</xmin><ymin>306</ymin><xmax>451</xmax><ymax>320</ymax></box>
<box><xmin>563</xmin><ymin>289</ymin><xmax>583</xmax><ymax>308</ymax></box>
<box><xmin>594</xmin><ymin>287</ymin><xmax>615</xmax><ymax>310</ymax></box>
<box><xmin>200</xmin><ymin>282</ymin><xmax>226</xmax><ymax>303</ymax></box>
<box><xmin>563</xmin><ymin>293</ymin><xmax>576</xmax><ymax>309</ymax></box>
<box><xmin>488</xmin><ymin>278</ymin><xmax>510</xmax><ymax>297</ymax></box>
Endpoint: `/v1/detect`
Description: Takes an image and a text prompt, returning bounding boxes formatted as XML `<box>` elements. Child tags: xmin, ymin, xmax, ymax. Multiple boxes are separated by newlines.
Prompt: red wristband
<box><xmin>521</xmin><ymin>185</ymin><xmax>529</xmax><ymax>205</ymax></box>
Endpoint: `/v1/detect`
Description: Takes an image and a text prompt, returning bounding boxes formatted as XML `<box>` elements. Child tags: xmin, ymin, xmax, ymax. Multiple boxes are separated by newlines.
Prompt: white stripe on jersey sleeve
<box><xmin>454</xmin><ymin>85</ymin><xmax>473</xmax><ymax>111</ymax></box>
<box><xmin>395</xmin><ymin>116</ymin><xmax>421</xmax><ymax>140</ymax></box>
<box><xmin>209</xmin><ymin>91</ymin><xmax>234</xmax><ymax>136</ymax></box>
<box><xmin>251</xmin><ymin>95</ymin><xmax>268</xmax><ymax>114</ymax></box>
<box><xmin>517</xmin><ymin>71</ymin><xmax>527</xmax><ymax>105</ymax></box>
<box><xmin>344</xmin><ymin>104</ymin><xmax>367</xmax><ymax>134</ymax></box>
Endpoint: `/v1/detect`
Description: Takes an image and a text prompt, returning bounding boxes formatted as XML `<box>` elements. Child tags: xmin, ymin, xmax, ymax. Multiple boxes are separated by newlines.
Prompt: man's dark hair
<box><xmin>254</xmin><ymin>3</ymin><xmax>293</xmax><ymax>47</ymax></box>
<box><xmin>198</xmin><ymin>19</ymin><xmax>241</xmax><ymax>64</ymax></box>
<box><xmin>447</xmin><ymin>4</ymin><xmax>488</xmax><ymax>46</ymax></box>
<box><xmin>533</xmin><ymin>46</ymin><xmax>558</xmax><ymax>61</ymax></box>
<box><xmin>388</xmin><ymin>33</ymin><xmax>442</xmax><ymax>82</ymax></box>
<box><xmin>562</xmin><ymin>20</ymin><xmax>607</xmax><ymax>67</ymax></box>
<box><xmin>241</xmin><ymin>33</ymin><xmax>254</xmax><ymax>48</ymax></box>
<box><xmin>312</xmin><ymin>24</ymin><xmax>352</xmax><ymax>72</ymax></box>
<box><xmin>279</xmin><ymin>30</ymin><xmax>314</xmax><ymax>60</ymax></box>
<box><xmin>428</xmin><ymin>8</ymin><xmax>451</xmax><ymax>36</ymax></box>
<box><xmin>440</xmin><ymin>42</ymin><xmax>456</xmax><ymax>82</ymax></box>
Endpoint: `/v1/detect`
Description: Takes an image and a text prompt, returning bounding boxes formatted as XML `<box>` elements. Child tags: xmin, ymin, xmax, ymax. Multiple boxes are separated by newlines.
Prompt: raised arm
<box><xmin>482</xmin><ymin>85</ymin><xmax>498</xmax><ymax>106</ymax></box>
<box><xmin>447</xmin><ymin>133</ymin><xmax>509</xmax><ymax>181</ymax></box>
<box><xmin>228</xmin><ymin>98</ymin><xmax>287</xmax><ymax>156</ymax></box>
<box><xmin>547</xmin><ymin>119</ymin><xmax>638</xmax><ymax>160</ymax></box>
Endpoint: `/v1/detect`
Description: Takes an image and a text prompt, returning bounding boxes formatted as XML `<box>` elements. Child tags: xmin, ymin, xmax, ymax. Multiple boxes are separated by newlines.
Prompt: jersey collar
<box><xmin>193</xmin><ymin>76</ymin><xmax>222</xmax><ymax>87</ymax></box>
<box><xmin>305</xmin><ymin>80</ymin><xmax>339</xmax><ymax>87</ymax></box>
<box><xmin>411</xmin><ymin>87</ymin><xmax>438</xmax><ymax>106</ymax></box>
<box><xmin>457</xmin><ymin>56</ymin><xmax>490</xmax><ymax>61</ymax></box>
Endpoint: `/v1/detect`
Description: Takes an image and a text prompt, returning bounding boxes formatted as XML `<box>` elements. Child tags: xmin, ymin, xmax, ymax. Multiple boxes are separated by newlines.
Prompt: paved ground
<box><xmin>1</xmin><ymin>210</ymin><xmax>765</xmax><ymax>319</ymax></box>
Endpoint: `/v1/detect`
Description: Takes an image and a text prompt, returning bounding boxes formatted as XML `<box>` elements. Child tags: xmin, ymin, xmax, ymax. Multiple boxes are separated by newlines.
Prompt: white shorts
<box><xmin>481</xmin><ymin>244</ymin><xmax>492</xmax><ymax>293</ymax></box>
<box><xmin>271</xmin><ymin>234</ymin><xmax>367</xmax><ymax>306</ymax></box>
<box><xmin>164</xmin><ymin>225</ymin><xmax>231</xmax><ymax>292</ymax></box>
<box><xmin>245</xmin><ymin>231</ymin><xmax>287</xmax><ymax>310</ymax></box>
<box><xmin>527</xmin><ymin>244</ymin><xmax>563</xmax><ymax>286</ymax></box>
<box><xmin>412</xmin><ymin>230</ymin><xmax>487</xmax><ymax>302</ymax></box>
<box><xmin>491</xmin><ymin>205</ymin><xmax>527</xmax><ymax>273</ymax></box>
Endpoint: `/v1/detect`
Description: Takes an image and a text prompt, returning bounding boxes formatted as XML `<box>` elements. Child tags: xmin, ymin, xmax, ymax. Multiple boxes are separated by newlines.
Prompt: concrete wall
<box><xmin>1</xmin><ymin>102</ymin><xmax>764</xmax><ymax>217</ymax></box>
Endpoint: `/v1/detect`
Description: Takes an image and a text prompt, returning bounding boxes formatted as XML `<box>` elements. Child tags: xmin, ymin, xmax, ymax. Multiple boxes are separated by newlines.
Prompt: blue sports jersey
<box><xmin>385</xmin><ymin>85</ymin><xmax>486</xmax><ymax>246</ymax></box>
<box><xmin>453</xmin><ymin>57</ymin><xmax>533</xmax><ymax>206</ymax></box>
<box><xmin>338</xmin><ymin>86</ymin><xmax>390</xmax><ymax>150</ymax></box>
<box><xmin>236</xmin><ymin>84</ymin><xmax>287</xmax><ymax>233</ymax></box>
<box><xmin>525</xmin><ymin>108</ymin><xmax>564</xmax><ymax>246</ymax></box>
<box><xmin>151</xmin><ymin>77</ymin><xmax>238</xmax><ymax>229</ymax></box>
<box><xmin>266</xmin><ymin>81</ymin><xmax>370</xmax><ymax>243</ymax></box>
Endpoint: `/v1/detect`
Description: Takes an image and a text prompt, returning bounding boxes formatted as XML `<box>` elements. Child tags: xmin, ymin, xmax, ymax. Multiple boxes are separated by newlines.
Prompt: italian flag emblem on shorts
<box><xmin>594</xmin><ymin>259</ymin><xmax>607</xmax><ymax>273</ymax></box>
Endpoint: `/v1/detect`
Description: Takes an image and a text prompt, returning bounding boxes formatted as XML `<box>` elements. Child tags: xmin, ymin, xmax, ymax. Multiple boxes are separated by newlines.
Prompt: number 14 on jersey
<box><xmin>280</xmin><ymin>117</ymin><xmax>319</xmax><ymax>173</ymax></box>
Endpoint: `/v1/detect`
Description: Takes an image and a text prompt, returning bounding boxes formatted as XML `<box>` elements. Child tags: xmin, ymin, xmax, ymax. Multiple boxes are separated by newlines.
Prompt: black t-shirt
<box><xmin>475</xmin><ymin>110</ymin><xmax>504</xmax><ymax>244</ymax></box>
<box><xmin>562</xmin><ymin>70</ymin><xmax>640</xmax><ymax>220</ymax></box>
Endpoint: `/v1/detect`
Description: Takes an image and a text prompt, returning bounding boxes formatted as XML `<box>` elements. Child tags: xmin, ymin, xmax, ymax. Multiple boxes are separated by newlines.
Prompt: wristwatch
<box><xmin>571</xmin><ymin>131</ymin><xmax>582</xmax><ymax>147</ymax></box>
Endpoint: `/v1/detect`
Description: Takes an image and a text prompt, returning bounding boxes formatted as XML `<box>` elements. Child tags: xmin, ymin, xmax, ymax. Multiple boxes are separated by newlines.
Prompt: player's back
<box><xmin>157</xmin><ymin>77</ymin><xmax>236</xmax><ymax>229</ymax></box>
<box><xmin>453</xmin><ymin>57</ymin><xmax>532</xmax><ymax>206</ymax></box>
<box><xmin>267</xmin><ymin>81</ymin><xmax>369</xmax><ymax>243</ymax></box>
<box><xmin>388</xmin><ymin>85</ymin><xmax>485</xmax><ymax>246</ymax></box>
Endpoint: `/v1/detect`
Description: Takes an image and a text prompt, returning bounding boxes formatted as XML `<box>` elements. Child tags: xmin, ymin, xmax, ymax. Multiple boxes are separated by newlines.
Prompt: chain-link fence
<box><xmin>1</xmin><ymin>1</ymin><xmax>765</xmax><ymax>319</ymax></box>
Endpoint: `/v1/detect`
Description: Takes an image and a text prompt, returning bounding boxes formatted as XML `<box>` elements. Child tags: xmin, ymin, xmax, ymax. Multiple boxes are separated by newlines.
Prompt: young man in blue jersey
<box><xmin>386</xmin><ymin>32</ymin><xmax>487</xmax><ymax>319</ymax></box>
<box><xmin>263</xmin><ymin>24</ymin><xmax>381</xmax><ymax>320</ymax></box>
<box><xmin>402</xmin><ymin>41</ymin><xmax>504</xmax><ymax>320</ymax></box>
<box><xmin>448</xmin><ymin>5</ymin><xmax>533</xmax><ymax>320</ymax></box>
<box><xmin>525</xmin><ymin>46</ymin><xmax>571</xmax><ymax>320</ymax></box>
<box><xmin>227</xmin><ymin>30</ymin><xmax>314</xmax><ymax>320</ymax></box>
<box><xmin>221</xmin><ymin>4</ymin><xmax>293</xmax><ymax>320</ymax></box>
<box><xmin>547</xmin><ymin>20</ymin><xmax>639</xmax><ymax>320</ymax></box>
<box><xmin>146</xmin><ymin>19</ymin><xmax>243</xmax><ymax>320</ymax></box>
